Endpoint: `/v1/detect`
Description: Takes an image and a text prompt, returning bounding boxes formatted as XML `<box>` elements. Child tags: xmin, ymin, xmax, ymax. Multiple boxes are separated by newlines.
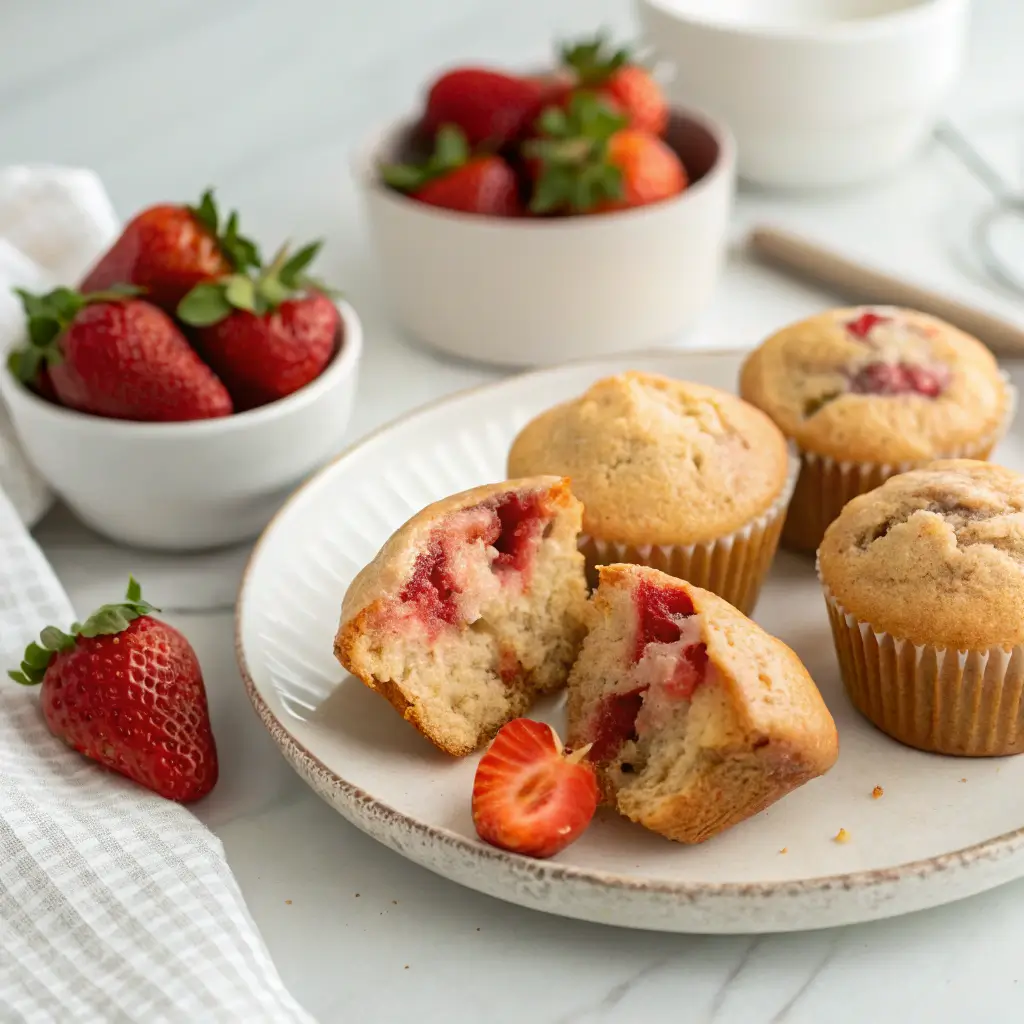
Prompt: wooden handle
<box><xmin>748</xmin><ymin>226</ymin><xmax>1024</xmax><ymax>358</ymax></box>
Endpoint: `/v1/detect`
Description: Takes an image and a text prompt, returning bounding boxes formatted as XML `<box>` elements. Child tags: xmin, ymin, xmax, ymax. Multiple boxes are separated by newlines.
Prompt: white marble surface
<box><xmin>4</xmin><ymin>0</ymin><xmax>1024</xmax><ymax>1020</ymax></box>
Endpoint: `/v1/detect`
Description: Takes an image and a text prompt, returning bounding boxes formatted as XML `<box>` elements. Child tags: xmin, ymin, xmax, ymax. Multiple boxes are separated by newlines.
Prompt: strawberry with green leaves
<box><xmin>526</xmin><ymin>92</ymin><xmax>687</xmax><ymax>215</ymax></box>
<box><xmin>81</xmin><ymin>190</ymin><xmax>260</xmax><ymax>313</ymax></box>
<box><xmin>8</xmin><ymin>286</ymin><xmax>233</xmax><ymax>421</ymax></box>
<box><xmin>382</xmin><ymin>125</ymin><xmax>522</xmax><ymax>216</ymax></box>
<box><xmin>177</xmin><ymin>240</ymin><xmax>341</xmax><ymax>410</ymax></box>
<box><xmin>10</xmin><ymin>577</ymin><xmax>218</xmax><ymax>804</ymax></box>
<box><xmin>560</xmin><ymin>34</ymin><xmax>669</xmax><ymax>137</ymax></box>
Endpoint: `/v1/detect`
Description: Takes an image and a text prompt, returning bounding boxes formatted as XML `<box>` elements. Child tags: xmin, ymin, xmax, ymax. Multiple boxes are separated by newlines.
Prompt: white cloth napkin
<box><xmin>0</xmin><ymin>165</ymin><xmax>122</xmax><ymax>528</ymax></box>
<box><xmin>0</xmin><ymin>482</ymin><xmax>314</xmax><ymax>1023</ymax></box>
<box><xmin>0</xmin><ymin>169</ymin><xmax>315</xmax><ymax>1022</ymax></box>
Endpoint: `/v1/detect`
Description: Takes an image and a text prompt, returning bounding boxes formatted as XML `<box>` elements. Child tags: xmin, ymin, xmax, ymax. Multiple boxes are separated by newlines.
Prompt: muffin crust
<box><xmin>818</xmin><ymin>460</ymin><xmax>1024</xmax><ymax>650</ymax></box>
<box><xmin>740</xmin><ymin>307</ymin><xmax>1008</xmax><ymax>463</ymax></box>
<box><xmin>507</xmin><ymin>371</ymin><xmax>791</xmax><ymax>546</ymax></box>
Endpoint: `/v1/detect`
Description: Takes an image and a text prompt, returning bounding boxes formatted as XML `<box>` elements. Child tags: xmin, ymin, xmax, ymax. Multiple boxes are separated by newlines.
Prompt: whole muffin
<box><xmin>507</xmin><ymin>371</ymin><xmax>796</xmax><ymax>614</ymax></box>
<box><xmin>818</xmin><ymin>459</ymin><xmax>1024</xmax><ymax>756</ymax></box>
<box><xmin>740</xmin><ymin>306</ymin><xmax>1013</xmax><ymax>552</ymax></box>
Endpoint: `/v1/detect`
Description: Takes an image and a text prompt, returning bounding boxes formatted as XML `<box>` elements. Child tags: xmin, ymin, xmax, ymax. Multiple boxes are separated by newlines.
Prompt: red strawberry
<box><xmin>177</xmin><ymin>241</ymin><xmax>340</xmax><ymax>410</ymax></box>
<box><xmin>561</xmin><ymin>35</ymin><xmax>668</xmax><ymax>136</ymax></box>
<box><xmin>526</xmin><ymin>93</ymin><xmax>686</xmax><ymax>215</ymax></box>
<box><xmin>423</xmin><ymin>68</ymin><xmax>546</xmax><ymax>147</ymax></box>
<box><xmin>382</xmin><ymin>125</ymin><xmax>521</xmax><ymax>216</ymax></box>
<box><xmin>8</xmin><ymin>287</ymin><xmax>233</xmax><ymax>422</ymax></box>
<box><xmin>80</xmin><ymin>190</ymin><xmax>260</xmax><ymax>313</ymax></box>
<box><xmin>472</xmin><ymin>718</ymin><xmax>598</xmax><ymax>859</ymax></box>
<box><xmin>9</xmin><ymin>577</ymin><xmax>218</xmax><ymax>803</ymax></box>
<box><xmin>596</xmin><ymin>129</ymin><xmax>688</xmax><ymax>212</ymax></box>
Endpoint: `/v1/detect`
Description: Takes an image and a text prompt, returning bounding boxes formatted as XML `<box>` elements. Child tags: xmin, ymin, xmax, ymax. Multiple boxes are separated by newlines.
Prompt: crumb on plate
<box><xmin>779</xmin><ymin>847</ymin><xmax>788</xmax><ymax>854</ymax></box>
<box><xmin>872</xmin><ymin>785</ymin><xmax>884</xmax><ymax>799</ymax></box>
<box><xmin>833</xmin><ymin>828</ymin><xmax>850</xmax><ymax>844</ymax></box>
<box><xmin>285</xmin><ymin>899</ymin><xmax>292</xmax><ymax>905</ymax></box>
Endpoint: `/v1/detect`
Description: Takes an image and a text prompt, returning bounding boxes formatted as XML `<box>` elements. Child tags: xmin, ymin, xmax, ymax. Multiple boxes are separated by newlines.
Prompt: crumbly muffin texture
<box><xmin>507</xmin><ymin>372</ymin><xmax>791</xmax><ymax>546</ymax></box>
<box><xmin>335</xmin><ymin>477</ymin><xmax>589</xmax><ymax>756</ymax></box>
<box><xmin>819</xmin><ymin>460</ymin><xmax>1024</xmax><ymax>650</ymax></box>
<box><xmin>566</xmin><ymin>565</ymin><xmax>837</xmax><ymax>844</ymax></box>
<box><xmin>740</xmin><ymin>307</ymin><xmax>1008</xmax><ymax>463</ymax></box>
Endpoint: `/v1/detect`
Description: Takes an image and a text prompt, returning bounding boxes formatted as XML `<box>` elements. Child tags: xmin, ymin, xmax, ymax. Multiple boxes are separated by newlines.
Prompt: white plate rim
<box><xmin>235</xmin><ymin>347</ymin><xmax>1024</xmax><ymax>912</ymax></box>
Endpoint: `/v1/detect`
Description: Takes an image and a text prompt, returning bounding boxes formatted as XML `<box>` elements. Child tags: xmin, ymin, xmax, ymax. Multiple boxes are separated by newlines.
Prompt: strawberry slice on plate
<box><xmin>472</xmin><ymin>718</ymin><xmax>598</xmax><ymax>859</ymax></box>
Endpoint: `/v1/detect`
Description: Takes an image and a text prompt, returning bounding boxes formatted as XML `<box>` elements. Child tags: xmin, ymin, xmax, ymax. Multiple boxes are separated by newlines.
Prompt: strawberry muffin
<box><xmin>567</xmin><ymin>564</ymin><xmax>838</xmax><ymax>843</ymax></box>
<box><xmin>819</xmin><ymin>460</ymin><xmax>1024</xmax><ymax>756</ymax></box>
<box><xmin>507</xmin><ymin>372</ymin><xmax>796</xmax><ymax>614</ymax></box>
<box><xmin>335</xmin><ymin>477</ymin><xmax>588</xmax><ymax>756</ymax></box>
<box><xmin>740</xmin><ymin>307</ymin><xmax>1014</xmax><ymax>552</ymax></box>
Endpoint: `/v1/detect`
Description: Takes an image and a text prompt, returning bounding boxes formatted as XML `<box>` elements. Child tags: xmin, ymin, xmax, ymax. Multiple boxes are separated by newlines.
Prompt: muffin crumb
<box><xmin>871</xmin><ymin>785</ymin><xmax>884</xmax><ymax>799</ymax></box>
<box><xmin>833</xmin><ymin>828</ymin><xmax>850</xmax><ymax>844</ymax></box>
<box><xmin>779</xmin><ymin>847</ymin><xmax>788</xmax><ymax>854</ymax></box>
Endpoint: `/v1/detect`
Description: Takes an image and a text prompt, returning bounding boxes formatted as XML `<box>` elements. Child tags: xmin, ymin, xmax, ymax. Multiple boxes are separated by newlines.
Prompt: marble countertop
<box><xmin>4</xmin><ymin>0</ymin><xmax>1024</xmax><ymax>1020</ymax></box>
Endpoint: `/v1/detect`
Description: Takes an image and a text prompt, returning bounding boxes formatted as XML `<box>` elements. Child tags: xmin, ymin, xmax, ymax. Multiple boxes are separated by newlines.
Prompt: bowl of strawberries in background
<box><xmin>0</xmin><ymin>191</ymin><xmax>362</xmax><ymax>551</ymax></box>
<box><xmin>357</xmin><ymin>34</ymin><xmax>736</xmax><ymax>368</ymax></box>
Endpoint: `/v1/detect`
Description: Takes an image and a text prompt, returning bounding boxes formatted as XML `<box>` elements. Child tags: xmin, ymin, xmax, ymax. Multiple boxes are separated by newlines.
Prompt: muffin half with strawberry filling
<box><xmin>740</xmin><ymin>306</ymin><xmax>1014</xmax><ymax>552</ymax></box>
<box><xmin>335</xmin><ymin>477</ymin><xmax>588</xmax><ymax>756</ymax></box>
<box><xmin>567</xmin><ymin>564</ymin><xmax>837</xmax><ymax>843</ymax></box>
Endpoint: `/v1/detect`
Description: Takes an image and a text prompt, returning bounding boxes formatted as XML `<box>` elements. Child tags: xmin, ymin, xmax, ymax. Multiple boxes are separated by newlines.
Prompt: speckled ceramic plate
<box><xmin>237</xmin><ymin>349</ymin><xmax>1024</xmax><ymax>934</ymax></box>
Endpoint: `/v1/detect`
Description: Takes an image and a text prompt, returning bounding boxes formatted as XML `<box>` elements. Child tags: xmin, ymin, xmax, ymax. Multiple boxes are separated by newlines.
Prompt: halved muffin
<box><xmin>335</xmin><ymin>477</ymin><xmax>589</xmax><ymax>756</ymax></box>
<box><xmin>567</xmin><ymin>564</ymin><xmax>838</xmax><ymax>843</ymax></box>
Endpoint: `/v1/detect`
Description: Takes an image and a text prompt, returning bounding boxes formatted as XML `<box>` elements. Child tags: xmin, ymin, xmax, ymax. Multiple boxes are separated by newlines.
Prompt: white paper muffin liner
<box><xmin>783</xmin><ymin>376</ymin><xmax>1018</xmax><ymax>553</ymax></box>
<box><xmin>579</xmin><ymin>453</ymin><xmax>799</xmax><ymax>616</ymax></box>
<box><xmin>819</xmin><ymin>572</ymin><xmax>1024</xmax><ymax>757</ymax></box>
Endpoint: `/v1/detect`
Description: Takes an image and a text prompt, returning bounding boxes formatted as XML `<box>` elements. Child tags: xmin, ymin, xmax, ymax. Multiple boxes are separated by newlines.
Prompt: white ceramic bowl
<box><xmin>356</xmin><ymin>108</ymin><xmax>735</xmax><ymax>367</ymax></box>
<box><xmin>637</xmin><ymin>0</ymin><xmax>969</xmax><ymax>189</ymax></box>
<box><xmin>0</xmin><ymin>300</ymin><xmax>363</xmax><ymax>551</ymax></box>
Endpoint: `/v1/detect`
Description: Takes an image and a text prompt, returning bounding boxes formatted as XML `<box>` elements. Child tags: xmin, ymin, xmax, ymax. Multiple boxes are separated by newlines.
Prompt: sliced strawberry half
<box><xmin>472</xmin><ymin>718</ymin><xmax>598</xmax><ymax>859</ymax></box>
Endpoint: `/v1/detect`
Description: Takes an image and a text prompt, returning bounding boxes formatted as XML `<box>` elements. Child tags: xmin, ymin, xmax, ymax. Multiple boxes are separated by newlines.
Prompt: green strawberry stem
<box><xmin>8</xmin><ymin>576</ymin><xmax>158</xmax><ymax>686</ymax></box>
<box><xmin>525</xmin><ymin>91</ymin><xmax>627</xmax><ymax>214</ymax></box>
<box><xmin>6</xmin><ymin>284</ymin><xmax>143</xmax><ymax>386</ymax></box>
<box><xmin>187</xmin><ymin>189</ymin><xmax>262</xmax><ymax>274</ymax></box>
<box><xmin>177</xmin><ymin>238</ymin><xmax>337</xmax><ymax>327</ymax></box>
<box><xmin>559</xmin><ymin>32</ymin><xmax>630</xmax><ymax>86</ymax></box>
<box><xmin>379</xmin><ymin>124</ymin><xmax>471</xmax><ymax>193</ymax></box>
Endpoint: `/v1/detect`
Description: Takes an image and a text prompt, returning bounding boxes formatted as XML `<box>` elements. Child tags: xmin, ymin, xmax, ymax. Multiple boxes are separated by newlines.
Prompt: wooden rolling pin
<box><xmin>748</xmin><ymin>226</ymin><xmax>1024</xmax><ymax>359</ymax></box>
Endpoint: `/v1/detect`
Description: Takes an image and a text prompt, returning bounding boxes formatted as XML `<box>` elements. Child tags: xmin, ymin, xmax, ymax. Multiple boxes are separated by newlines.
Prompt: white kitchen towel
<box><xmin>0</xmin><ymin>165</ymin><xmax>122</xmax><ymax>528</ymax></box>
<box><xmin>0</xmin><ymin>484</ymin><xmax>315</xmax><ymax>1023</ymax></box>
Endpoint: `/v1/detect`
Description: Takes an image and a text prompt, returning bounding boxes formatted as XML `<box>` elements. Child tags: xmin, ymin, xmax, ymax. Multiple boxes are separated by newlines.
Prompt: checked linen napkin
<box><xmin>0</xmin><ymin>168</ymin><xmax>314</xmax><ymax>1022</ymax></box>
<box><xmin>0</xmin><ymin>481</ymin><xmax>314</xmax><ymax>1023</ymax></box>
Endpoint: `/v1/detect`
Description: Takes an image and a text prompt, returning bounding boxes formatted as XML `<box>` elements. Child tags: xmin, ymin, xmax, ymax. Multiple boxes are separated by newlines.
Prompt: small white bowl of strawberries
<box><xmin>358</xmin><ymin>33</ymin><xmax>735</xmax><ymax>367</ymax></box>
<box><xmin>0</xmin><ymin>191</ymin><xmax>362</xmax><ymax>551</ymax></box>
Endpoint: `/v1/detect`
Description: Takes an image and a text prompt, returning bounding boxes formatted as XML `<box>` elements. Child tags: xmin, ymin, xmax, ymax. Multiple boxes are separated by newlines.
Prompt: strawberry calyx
<box><xmin>559</xmin><ymin>32</ymin><xmax>631</xmax><ymax>87</ymax></box>
<box><xmin>7</xmin><ymin>284</ymin><xmax>143</xmax><ymax>385</ymax></box>
<box><xmin>186</xmin><ymin>189</ymin><xmax>262</xmax><ymax>274</ymax></box>
<box><xmin>379</xmin><ymin>124</ymin><xmax>472</xmax><ymax>193</ymax></box>
<box><xmin>8</xmin><ymin>576</ymin><xmax>158</xmax><ymax>686</ymax></box>
<box><xmin>176</xmin><ymin>240</ymin><xmax>336</xmax><ymax>326</ymax></box>
<box><xmin>524</xmin><ymin>91</ymin><xmax>627</xmax><ymax>214</ymax></box>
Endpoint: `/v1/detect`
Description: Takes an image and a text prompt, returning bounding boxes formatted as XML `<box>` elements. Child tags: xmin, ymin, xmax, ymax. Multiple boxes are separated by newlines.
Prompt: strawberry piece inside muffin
<box><xmin>567</xmin><ymin>564</ymin><xmax>838</xmax><ymax>843</ymax></box>
<box><xmin>336</xmin><ymin>477</ymin><xmax>588</xmax><ymax>756</ymax></box>
<box><xmin>849</xmin><ymin>361</ymin><xmax>950</xmax><ymax>398</ymax></box>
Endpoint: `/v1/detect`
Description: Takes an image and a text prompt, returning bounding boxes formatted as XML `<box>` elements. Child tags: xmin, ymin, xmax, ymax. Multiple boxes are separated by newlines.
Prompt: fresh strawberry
<box><xmin>472</xmin><ymin>718</ymin><xmax>598</xmax><ymax>859</ymax></box>
<box><xmin>9</xmin><ymin>577</ymin><xmax>218</xmax><ymax>803</ymax></box>
<box><xmin>177</xmin><ymin>241</ymin><xmax>340</xmax><ymax>410</ymax></box>
<box><xmin>526</xmin><ymin>92</ymin><xmax>686</xmax><ymax>214</ymax></box>
<box><xmin>560</xmin><ymin>34</ymin><xmax>668</xmax><ymax>136</ymax></box>
<box><xmin>423</xmin><ymin>68</ymin><xmax>546</xmax><ymax>147</ymax></box>
<box><xmin>80</xmin><ymin>190</ymin><xmax>260</xmax><ymax>313</ymax></box>
<box><xmin>381</xmin><ymin>125</ymin><xmax>521</xmax><ymax>216</ymax></box>
<box><xmin>596</xmin><ymin>129</ymin><xmax>688</xmax><ymax>212</ymax></box>
<box><xmin>7</xmin><ymin>286</ymin><xmax>233</xmax><ymax>422</ymax></box>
